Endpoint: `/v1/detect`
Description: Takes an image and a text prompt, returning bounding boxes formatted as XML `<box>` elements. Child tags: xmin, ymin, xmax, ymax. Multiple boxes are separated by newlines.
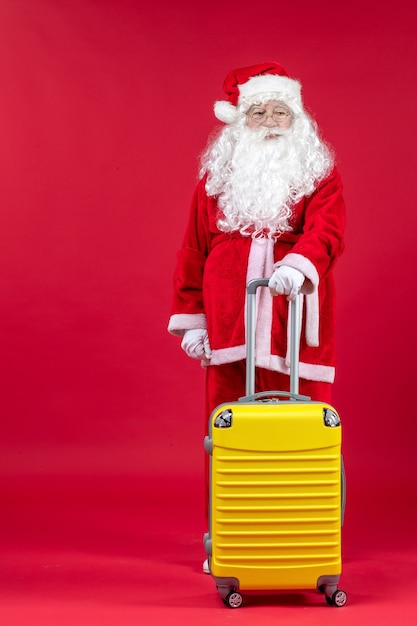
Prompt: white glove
<box><xmin>181</xmin><ymin>329</ymin><xmax>212</xmax><ymax>360</ymax></box>
<box><xmin>268</xmin><ymin>266</ymin><xmax>305</xmax><ymax>301</ymax></box>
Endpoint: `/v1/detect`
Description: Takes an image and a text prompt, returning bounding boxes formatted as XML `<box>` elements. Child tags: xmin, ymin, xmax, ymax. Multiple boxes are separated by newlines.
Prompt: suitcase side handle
<box><xmin>246</xmin><ymin>278</ymin><xmax>301</xmax><ymax>397</ymax></box>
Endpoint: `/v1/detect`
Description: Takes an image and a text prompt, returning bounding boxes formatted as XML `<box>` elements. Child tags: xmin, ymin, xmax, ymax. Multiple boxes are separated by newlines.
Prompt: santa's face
<box><xmin>245</xmin><ymin>100</ymin><xmax>293</xmax><ymax>134</ymax></box>
<box><xmin>201</xmin><ymin>97</ymin><xmax>333</xmax><ymax>239</ymax></box>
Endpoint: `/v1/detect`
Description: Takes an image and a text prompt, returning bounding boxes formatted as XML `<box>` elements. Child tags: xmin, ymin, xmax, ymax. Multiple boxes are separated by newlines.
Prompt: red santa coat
<box><xmin>168</xmin><ymin>167</ymin><xmax>345</xmax><ymax>383</ymax></box>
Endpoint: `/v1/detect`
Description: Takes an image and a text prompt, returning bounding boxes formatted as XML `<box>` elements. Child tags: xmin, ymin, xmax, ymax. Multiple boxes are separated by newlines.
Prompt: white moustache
<box><xmin>256</xmin><ymin>126</ymin><xmax>291</xmax><ymax>140</ymax></box>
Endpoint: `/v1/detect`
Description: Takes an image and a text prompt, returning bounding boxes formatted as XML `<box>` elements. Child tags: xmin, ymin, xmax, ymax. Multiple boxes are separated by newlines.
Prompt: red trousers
<box><xmin>205</xmin><ymin>360</ymin><xmax>332</xmax><ymax>425</ymax></box>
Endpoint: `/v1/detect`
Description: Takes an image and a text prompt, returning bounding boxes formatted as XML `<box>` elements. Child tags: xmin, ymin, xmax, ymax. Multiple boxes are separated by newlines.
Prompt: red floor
<box><xmin>1</xmin><ymin>471</ymin><xmax>417</xmax><ymax>626</ymax></box>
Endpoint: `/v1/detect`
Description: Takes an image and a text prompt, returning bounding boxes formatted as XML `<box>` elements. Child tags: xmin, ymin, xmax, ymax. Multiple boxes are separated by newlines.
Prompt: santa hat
<box><xmin>214</xmin><ymin>62</ymin><xmax>302</xmax><ymax>124</ymax></box>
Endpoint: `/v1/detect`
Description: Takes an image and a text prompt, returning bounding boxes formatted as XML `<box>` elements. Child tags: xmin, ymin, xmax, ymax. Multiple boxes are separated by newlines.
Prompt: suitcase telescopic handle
<box><xmin>246</xmin><ymin>278</ymin><xmax>302</xmax><ymax>398</ymax></box>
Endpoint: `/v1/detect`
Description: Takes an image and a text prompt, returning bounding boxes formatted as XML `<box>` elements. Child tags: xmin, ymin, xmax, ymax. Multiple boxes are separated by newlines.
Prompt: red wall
<box><xmin>0</xmin><ymin>0</ymin><xmax>416</xmax><ymax>490</ymax></box>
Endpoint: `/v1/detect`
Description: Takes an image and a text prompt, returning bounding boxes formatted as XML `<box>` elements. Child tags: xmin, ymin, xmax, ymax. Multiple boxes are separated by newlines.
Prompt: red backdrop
<box><xmin>1</xmin><ymin>0</ymin><xmax>416</xmax><ymax>521</ymax></box>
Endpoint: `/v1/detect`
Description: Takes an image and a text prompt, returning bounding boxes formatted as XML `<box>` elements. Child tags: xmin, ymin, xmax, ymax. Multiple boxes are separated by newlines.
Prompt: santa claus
<box><xmin>168</xmin><ymin>62</ymin><xmax>345</xmax><ymax>413</ymax></box>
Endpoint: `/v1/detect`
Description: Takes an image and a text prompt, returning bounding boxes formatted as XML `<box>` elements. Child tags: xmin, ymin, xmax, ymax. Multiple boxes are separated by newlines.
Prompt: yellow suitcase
<box><xmin>204</xmin><ymin>279</ymin><xmax>347</xmax><ymax>609</ymax></box>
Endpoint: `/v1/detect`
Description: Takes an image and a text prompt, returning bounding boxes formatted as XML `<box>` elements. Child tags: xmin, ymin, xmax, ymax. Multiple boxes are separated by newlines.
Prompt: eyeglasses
<box><xmin>246</xmin><ymin>106</ymin><xmax>291</xmax><ymax>124</ymax></box>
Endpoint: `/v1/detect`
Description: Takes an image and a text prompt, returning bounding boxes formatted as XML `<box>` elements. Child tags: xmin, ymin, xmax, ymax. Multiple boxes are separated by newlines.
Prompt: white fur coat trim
<box><xmin>168</xmin><ymin>313</ymin><xmax>207</xmax><ymax>337</ymax></box>
<box><xmin>207</xmin><ymin>345</ymin><xmax>335</xmax><ymax>383</ymax></box>
<box><xmin>275</xmin><ymin>252</ymin><xmax>320</xmax><ymax>347</ymax></box>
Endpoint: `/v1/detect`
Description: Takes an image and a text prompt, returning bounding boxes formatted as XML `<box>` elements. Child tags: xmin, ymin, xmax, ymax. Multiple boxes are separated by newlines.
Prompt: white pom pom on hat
<box><xmin>213</xmin><ymin>61</ymin><xmax>302</xmax><ymax>124</ymax></box>
<box><xmin>213</xmin><ymin>100</ymin><xmax>240</xmax><ymax>124</ymax></box>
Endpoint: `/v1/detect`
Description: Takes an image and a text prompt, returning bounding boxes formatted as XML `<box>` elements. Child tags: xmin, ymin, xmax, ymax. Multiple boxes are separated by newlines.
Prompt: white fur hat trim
<box><xmin>214</xmin><ymin>74</ymin><xmax>302</xmax><ymax>123</ymax></box>
<box><xmin>239</xmin><ymin>74</ymin><xmax>301</xmax><ymax>105</ymax></box>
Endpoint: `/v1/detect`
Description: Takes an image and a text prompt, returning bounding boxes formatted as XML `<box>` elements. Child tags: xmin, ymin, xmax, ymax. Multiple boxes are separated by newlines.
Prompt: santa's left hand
<box><xmin>181</xmin><ymin>328</ymin><xmax>212</xmax><ymax>360</ymax></box>
<box><xmin>268</xmin><ymin>266</ymin><xmax>305</xmax><ymax>301</ymax></box>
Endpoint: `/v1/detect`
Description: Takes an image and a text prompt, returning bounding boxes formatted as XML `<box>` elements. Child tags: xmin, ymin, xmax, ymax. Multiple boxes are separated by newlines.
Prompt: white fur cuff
<box><xmin>167</xmin><ymin>313</ymin><xmax>207</xmax><ymax>337</ymax></box>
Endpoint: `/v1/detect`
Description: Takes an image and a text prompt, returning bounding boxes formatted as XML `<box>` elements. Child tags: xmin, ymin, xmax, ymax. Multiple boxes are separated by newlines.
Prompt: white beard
<box><xmin>201</xmin><ymin>115</ymin><xmax>334</xmax><ymax>239</ymax></box>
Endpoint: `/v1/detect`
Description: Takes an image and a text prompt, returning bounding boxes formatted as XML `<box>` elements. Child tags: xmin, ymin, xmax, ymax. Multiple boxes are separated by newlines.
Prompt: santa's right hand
<box><xmin>181</xmin><ymin>329</ymin><xmax>212</xmax><ymax>360</ymax></box>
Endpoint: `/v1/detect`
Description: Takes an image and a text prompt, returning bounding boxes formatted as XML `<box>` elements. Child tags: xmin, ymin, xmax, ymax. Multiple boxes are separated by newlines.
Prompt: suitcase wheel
<box><xmin>325</xmin><ymin>590</ymin><xmax>348</xmax><ymax>607</ymax></box>
<box><xmin>222</xmin><ymin>591</ymin><xmax>243</xmax><ymax>609</ymax></box>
